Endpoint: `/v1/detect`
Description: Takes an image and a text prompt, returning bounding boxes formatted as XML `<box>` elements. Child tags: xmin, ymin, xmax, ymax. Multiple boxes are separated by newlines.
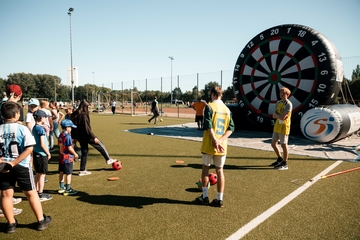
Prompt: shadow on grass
<box><xmin>171</xmin><ymin>163</ymin><xmax>280</xmax><ymax>170</ymax></box>
<box><xmin>0</xmin><ymin>222</ymin><xmax>40</xmax><ymax>232</ymax></box>
<box><xmin>75</xmin><ymin>191</ymin><xmax>200</xmax><ymax>209</ymax></box>
<box><xmin>122</xmin><ymin>122</ymin><xmax>150</xmax><ymax>125</ymax></box>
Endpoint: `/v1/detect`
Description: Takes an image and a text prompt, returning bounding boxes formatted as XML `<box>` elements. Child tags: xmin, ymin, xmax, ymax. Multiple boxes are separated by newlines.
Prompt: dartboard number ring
<box><xmin>233</xmin><ymin>24</ymin><xmax>341</xmax><ymax>128</ymax></box>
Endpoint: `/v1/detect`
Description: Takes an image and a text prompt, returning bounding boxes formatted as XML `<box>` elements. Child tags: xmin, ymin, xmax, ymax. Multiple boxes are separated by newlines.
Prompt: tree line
<box><xmin>1</xmin><ymin>66</ymin><xmax>359</xmax><ymax>105</ymax></box>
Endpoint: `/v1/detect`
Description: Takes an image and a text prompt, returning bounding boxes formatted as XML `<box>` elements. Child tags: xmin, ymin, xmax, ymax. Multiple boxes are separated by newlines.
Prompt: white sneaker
<box><xmin>12</xmin><ymin>197</ymin><xmax>22</xmax><ymax>205</ymax></box>
<box><xmin>106</xmin><ymin>159</ymin><xmax>117</xmax><ymax>165</ymax></box>
<box><xmin>13</xmin><ymin>208</ymin><xmax>22</xmax><ymax>215</ymax></box>
<box><xmin>0</xmin><ymin>208</ymin><xmax>22</xmax><ymax>218</ymax></box>
<box><xmin>79</xmin><ymin>170</ymin><xmax>92</xmax><ymax>176</ymax></box>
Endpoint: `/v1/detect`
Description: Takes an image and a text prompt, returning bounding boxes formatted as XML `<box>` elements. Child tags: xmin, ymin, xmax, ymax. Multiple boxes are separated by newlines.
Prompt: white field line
<box><xmin>226</xmin><ymin>160</ymin><xmax>343</xmax><ymax>240</ymax></box>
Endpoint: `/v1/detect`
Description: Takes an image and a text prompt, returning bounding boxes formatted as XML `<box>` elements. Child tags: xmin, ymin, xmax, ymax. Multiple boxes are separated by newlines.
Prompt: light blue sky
<box><xmin>1</xmin><ymin>0</ymin><xmax>359</xmax><ymax>90</ymax></box>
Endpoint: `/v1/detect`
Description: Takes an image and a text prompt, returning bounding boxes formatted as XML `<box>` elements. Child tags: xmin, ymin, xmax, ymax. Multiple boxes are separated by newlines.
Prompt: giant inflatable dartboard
<box><xmin>233</xmin><ymin>24</ymin><xmax>343</xmax><ymax>130</ymax></box>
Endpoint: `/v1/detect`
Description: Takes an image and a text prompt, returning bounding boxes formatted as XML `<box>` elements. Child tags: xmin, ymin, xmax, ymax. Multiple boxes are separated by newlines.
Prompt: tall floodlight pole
<box><xmin>54</xmin><ymin>79</ymin><xmax>57</xmax><ymax>102</ymax></box>
<box><xmin>93</xmin><ymin>71</ymin><xmax>96</xmax><ymax>103</ymax></box>
<box><xmin>168</xmin><ymin>56</ymin><xmax>174</xmax><ymax>104</ymax></box>
<box><xmin>68</xmin><ymin>7</ymin><xmax>75</xmax><ymax>106</ymax></box>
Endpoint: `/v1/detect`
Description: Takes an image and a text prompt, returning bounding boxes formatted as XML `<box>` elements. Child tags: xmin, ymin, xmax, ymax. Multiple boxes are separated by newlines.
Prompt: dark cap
<box><xmin>33</xmin><ymin>110</ymin><xmax>48</xmax><ymax>119</ymax></box>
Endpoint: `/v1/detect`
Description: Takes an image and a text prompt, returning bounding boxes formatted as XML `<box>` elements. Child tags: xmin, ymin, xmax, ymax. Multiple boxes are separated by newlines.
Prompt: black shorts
<box><xmin>0</xmin><ymin>164</ymin><xmax>36</xmax><ymax>191</ymax></box>
<box><xmin>195</xmin><ymin>115</ymin><xmax>204</xmax><ymax>122</ymax></box>
<box><xmin>152</xmin><ymin>109</ymin><xmax>159</xmax><ymax>117</ymax></box>
<box><xmin>58</xmin><ymin>162</ymin><xmax>74</xmax><ymax>175</ymax></box>
<box><xmin>33</xmin><ymin>152</ymin><xmax>49</xmax><ymax>174</ymax></box>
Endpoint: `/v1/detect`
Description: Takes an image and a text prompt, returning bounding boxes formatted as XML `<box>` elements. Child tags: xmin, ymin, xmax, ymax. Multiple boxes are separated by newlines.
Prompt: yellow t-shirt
<box><xmin>273</xmin><ymin>99</ymin><xmax>292</xmax><ymax>135</ymax></box>
<box><xmin>201</xmin><ymin>100</ymin><xmax>234</xmax><ymax>155</ymax></box>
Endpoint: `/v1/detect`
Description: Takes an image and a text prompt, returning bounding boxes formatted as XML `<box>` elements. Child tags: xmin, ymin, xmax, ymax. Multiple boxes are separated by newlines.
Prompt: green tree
<box><xmin>351</xmin><ymin>64</ymin><xmax>360</xmax><ymax>80</ymax></box>
<box><xmin>192</xmin><ymin>86</ymin><xmax>199</xmax><ymax>99</ymax></box>
<box><xmin>349</xmin><ymin>80</ymin><xmax>360</xmax><ymax>103</ymax></box>
<box><xmin>223</xmin><ymin>85</ymin><xmax>235</xmax><ymax>102</ymax></box>
<box><xmin>0</xmin><ymin>77</ymin><xmax>6</xmax><ymax>93</ymax></box>
<box><xmin>57</xmin><ymin>85</ymin><xmax>71</xmax><ymax>102</ymax></box>
<box><xmin>173</xmin><ymin>87</ymin><xmax>182</xmax><ymax>101</ymax></box>
<box><xmin>7</xmin><ymin>73</ymin><xmax>38</xmax><ymax>98</ymax></box>
<box><xmin>202</xmin><ymin>81</ymin><xmax>219</xmax><ymax>102</ymax></box>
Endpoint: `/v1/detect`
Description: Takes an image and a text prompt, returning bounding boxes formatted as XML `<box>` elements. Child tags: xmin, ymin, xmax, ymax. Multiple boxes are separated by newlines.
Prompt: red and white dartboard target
<box><xmin>233</xmin><ymin>24</ymin><xmax>343</xmax><ymax>130</ymax></box>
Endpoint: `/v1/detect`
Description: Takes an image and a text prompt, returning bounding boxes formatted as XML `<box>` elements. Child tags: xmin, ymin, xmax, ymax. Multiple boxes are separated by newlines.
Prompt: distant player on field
<box><xmin>191</xmin><ymin>97</ymin><xmax>207</xmax><ymax>130</ymax></box>
<box><xmin>148</xmin><ymin>96</ymin><xmax>159</xmax><ymax>124</ymax></box>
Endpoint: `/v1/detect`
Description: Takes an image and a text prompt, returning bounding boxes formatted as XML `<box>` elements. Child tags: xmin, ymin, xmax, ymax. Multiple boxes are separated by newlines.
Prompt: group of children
<box><xmin>0</xmin><ymin>86</ymin><xmax>53</xmax><ymax>234</ymax></box>
<box><xmin>0</xmin><ymin>86</ymin><xmax>119</xmax><ymax>234</ymax></box>
<box><xmin>0</xmin><ymin>84</ymin><xmax>79</xmax><ymax>234</ymax></box>
<box><xmin>25</xmin><ymin>97</ymin><xmax>77</xmax><ymax>202</ymax></box>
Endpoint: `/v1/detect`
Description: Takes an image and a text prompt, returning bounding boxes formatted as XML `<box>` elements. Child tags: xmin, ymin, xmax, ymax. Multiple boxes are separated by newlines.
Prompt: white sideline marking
<box><xmin>226</xmin><ymin>160</ymin><xmax>343</xmax><ymax>240</ymax></box>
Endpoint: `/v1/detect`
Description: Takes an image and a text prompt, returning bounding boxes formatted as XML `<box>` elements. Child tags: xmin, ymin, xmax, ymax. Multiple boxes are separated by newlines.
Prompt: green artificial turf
<box><xmin>0</xmin><ymin>113</ymin><xmax>359</xmax><ymax>239</ymax></box>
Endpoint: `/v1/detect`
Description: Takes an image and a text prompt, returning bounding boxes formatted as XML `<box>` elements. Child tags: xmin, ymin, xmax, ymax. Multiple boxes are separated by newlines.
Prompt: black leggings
<box><xmin>78</xmin><ymin>138</ymin><xmax>111</xmax><ymax>171</ymax></box>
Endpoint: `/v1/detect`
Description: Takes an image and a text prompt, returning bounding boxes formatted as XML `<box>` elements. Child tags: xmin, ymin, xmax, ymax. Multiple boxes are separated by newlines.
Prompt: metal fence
<box><xmin>98</xmin><ymin>56</ymin><xmax>359</xmax><ymax>94</ymax></box>
<box><xmin>99</xmin><ymin>70</ymin><xmax>234</xmax><ymax>98</ymax></box>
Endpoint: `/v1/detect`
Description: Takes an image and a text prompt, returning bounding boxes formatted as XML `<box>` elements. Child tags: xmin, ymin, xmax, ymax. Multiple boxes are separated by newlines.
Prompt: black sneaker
<box><xmin>270</xmin><ymin>157</ymin><xmax>283</xmax><ymax>166</ymax></box>
<box><xmin>6</xmin><ymin>219</ymin><xmax>17</xmax><ymax>234</ymax></box>
<box><xmin>195</xmin><ymin>195</ymin><xmax>209</xmax><ymax>205</ymax></box>
<box><xmin>274</xmin><ymin>161</ymin><xmax>288</xmax><ymax>170</ymax></box>
<box><xmin>63</xmin><ymin>188</ymin><xmax>78</xmax><ymax>196</ymax></box>
<box><xmin>39</xmin><ymin>193</ymin><xmax>53</xmax><ymax>202</ymax></box>
<box><xmin>37</xmin><ymin>215</ymin><xmax>52</xmax><ymax>231</ymax></box>
<box><xmin>210</xmin><ymin>199</ymin><xmax>224</xmax><ymax>208</ymax></box>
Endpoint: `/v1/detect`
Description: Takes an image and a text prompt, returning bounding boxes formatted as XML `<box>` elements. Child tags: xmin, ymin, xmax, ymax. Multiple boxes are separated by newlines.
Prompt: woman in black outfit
<box><xmin>71</xmin><ymin>100</ymin><xmax>117</xmax><ymax>176</ymax></box>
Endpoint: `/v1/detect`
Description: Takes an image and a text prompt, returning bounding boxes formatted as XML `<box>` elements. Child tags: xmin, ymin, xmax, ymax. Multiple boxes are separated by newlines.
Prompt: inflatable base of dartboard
<box><xmin>232</xmin><ymin>24</ymin><xmax>343</xmax><ymax>133</ymax></box>
<box><xmin>226</xmin><ymin>104</ymin><xmax>249</xmax><ymax>131</ymax></box>
<box><xmin>228</xmin><ymin>104</ymin><xmax>304</xmax><ymax>135</ymax></box>
<box><xmin>300</xmin><ymin>104</ymin><xmax>360</xmax><ymax>143</ymax></box>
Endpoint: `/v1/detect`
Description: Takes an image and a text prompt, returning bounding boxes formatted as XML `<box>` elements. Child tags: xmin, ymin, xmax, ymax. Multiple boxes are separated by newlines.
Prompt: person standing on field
<box><xmin>148</xmin><ymin>96</ymin><xmax>159</xmax><ymax>124</ymax></box>
<box><xmin>58</xmin><ymin>119</ymin><xmax>78</xmax><ymax>196</ymax></box>
<box><xmin>71</xmin><ymin>100</ymin><xmax>117</xmax><ymax>176</ymax></box>
<box><xmin>111</xmin><ymin>100</ymin><xmax>116</xmax><ymax>115</ymax></box>
<box><xmin>191</xmin><ymin>97</ymin><xmax>207</xmax><ymax>130</ymax></box>
<box><xmin>269</xmin><ymin>87</ymin><xmax>293</xmax><ymax>170</ymax></box>
<box><xmin>195</xmin><ymin>86</ymin><xmax>235</xmax><ymax>208</ymax></box>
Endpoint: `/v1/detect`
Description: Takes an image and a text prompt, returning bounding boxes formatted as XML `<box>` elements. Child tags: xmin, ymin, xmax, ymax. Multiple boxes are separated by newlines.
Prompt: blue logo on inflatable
<box><xmin>302</xmin><ymin>111</ymin><xmax>338</xmax><ymax>141</ymax></box>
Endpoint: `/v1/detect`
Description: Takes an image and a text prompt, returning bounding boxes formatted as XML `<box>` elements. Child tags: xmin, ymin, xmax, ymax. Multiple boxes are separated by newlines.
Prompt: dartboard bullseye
<box><xmin>233</xmin><ymin>24</ymin><xmax>343</xmax><ymax>131</ymax></box>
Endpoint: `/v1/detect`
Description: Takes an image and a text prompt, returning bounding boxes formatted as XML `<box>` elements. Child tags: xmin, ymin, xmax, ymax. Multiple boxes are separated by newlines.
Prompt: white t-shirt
<box><xmin>40</xmin><ymin>108</ymin><xmax>52</xmax><ymax>127</ymax></box>
<box><xmin>25</xmin><ymin>112</ymin><xmax>36</xmax><ymax>131</ymax></box>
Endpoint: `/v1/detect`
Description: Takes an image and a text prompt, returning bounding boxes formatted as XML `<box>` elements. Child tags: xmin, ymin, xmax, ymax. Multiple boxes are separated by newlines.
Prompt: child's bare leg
<box><xmin>59</xmin><ymin>172</ymin><xmax>64</xmax><ymax>183</ymax></box>
<box><xmin>65</xmin><ymin>174</ymin><xmax>72</xmax><ymax>185</ymax></box>
<box><xmin>23</xmin><ymin>189</ymin><xmax>44</xmax><ymax>221</ymax></box>
<box><xmin>1</xmin><ymin>189</ymin><xmax>15</xmax><ymax>223</ymax></box>
<box><xmin>36</xmin><ymin>173</ymin><xmax>45</xmax><ymax>193</ymax></box>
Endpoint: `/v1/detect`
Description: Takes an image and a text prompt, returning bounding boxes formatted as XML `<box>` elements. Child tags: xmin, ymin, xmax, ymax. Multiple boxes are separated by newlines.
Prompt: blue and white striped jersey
<box><xmin>0</xmin><ymin>122</ymin><xmax>36</xmax><ymax>167</ymax></box>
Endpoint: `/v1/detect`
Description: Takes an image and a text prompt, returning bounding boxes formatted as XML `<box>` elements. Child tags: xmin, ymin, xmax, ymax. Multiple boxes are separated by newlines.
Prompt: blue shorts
<box><xmin>0</xmin><ymin>164</ymin><xmax>36</xmax><ymax>191</ymax></box>
<box><xmin>58</xmin><ymin>162</ymin><xmax>74</xmax><ymax>175</ymax></box>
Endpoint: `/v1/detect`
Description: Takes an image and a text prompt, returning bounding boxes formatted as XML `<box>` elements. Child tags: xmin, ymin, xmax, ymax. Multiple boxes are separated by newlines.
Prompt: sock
<box><xmin>202</xmin><ymin>187</ymin><xmax>208</xmax><ymax>198</ymax></box>
<box><xmin>217</xmin><ymin>192</ymin><xmax>223</xmax><ymax>201</ymax></box>
<box><xmin>60</xmin><ymin>182</ymin><xmax>65</xmax><ymax>189</ymax></box>
<box><xmin>66</xmin><ymin>184</ymin><xmax>70</xmax><ymax>191</ymax></box>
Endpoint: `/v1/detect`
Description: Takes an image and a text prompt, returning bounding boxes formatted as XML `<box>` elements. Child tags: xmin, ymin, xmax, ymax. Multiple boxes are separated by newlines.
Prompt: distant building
<box><xmin>67</xmin><ymin>66</ymin><xmax>79</xmax><ymax>87</ymax></box>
